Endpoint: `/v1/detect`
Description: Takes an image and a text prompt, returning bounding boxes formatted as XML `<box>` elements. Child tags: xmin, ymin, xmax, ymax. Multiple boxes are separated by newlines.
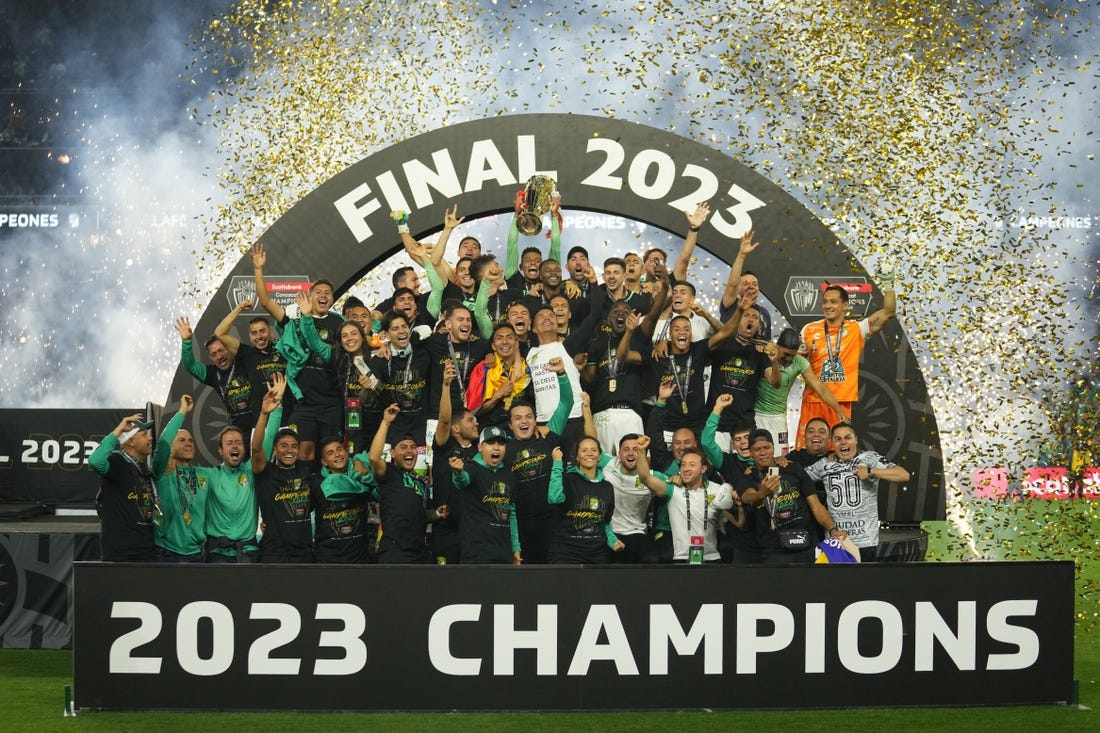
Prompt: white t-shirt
<box><xmin>651</xmin><ymin>312</ymin><xmax>715</xmax><ymax>344</ymax></box>
<box><xmin>526</xmin><ymin>340</ymin><xmax>583</xmax><ymax>423</ymax></box>
<box><xmin>665</xmin><ymin>480</ymin><xmax>733</xmax><ymax>561</ymax></box>
<box><xmin>605</xmin><ymin>456</ymin><xmax>652</xmax><ymax>536</ymax></box>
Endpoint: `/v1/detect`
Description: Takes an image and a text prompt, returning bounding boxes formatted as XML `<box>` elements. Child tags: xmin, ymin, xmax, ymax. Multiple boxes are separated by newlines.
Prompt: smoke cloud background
<box><xmin>0</xmin><ymin>1</ymin><xmax>1096</xmax><ymax>491</ymax></box>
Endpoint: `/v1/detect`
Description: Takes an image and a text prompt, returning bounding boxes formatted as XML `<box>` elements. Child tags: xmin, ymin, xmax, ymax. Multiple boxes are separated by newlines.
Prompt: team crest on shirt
<box><xmin>589</xmin><ymin>496</ymin><xmax>600</xmax><ymax>510</ymax></box>
<box><xmin>238</xmin><ymin>475</ymin><xmax>248</xmax><ymax>486</ymax></box>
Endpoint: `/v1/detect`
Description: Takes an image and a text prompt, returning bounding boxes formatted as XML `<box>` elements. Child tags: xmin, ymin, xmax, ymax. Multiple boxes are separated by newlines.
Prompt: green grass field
<box><xmin>2</xmin><ymin>503</ymin><xmax>1097</xmax><ymax>732</ymax></box>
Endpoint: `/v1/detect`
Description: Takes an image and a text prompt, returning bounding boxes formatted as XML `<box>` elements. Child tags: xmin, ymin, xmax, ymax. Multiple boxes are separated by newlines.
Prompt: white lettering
<box><xmin>404</xmin><ymin>149</ymin><xmax>463</xmax><ymax>208</ymax></box>
<box><xmin>375</xmin><ymin>170</ymin><xmax>412</xmax><ymax>216</ymax></box>
<box><xmin>567</xmin><ymin>605</ymin><xmax>638</xmax><ymax>676</ymax></box>
<box><xmin>804</xmin><ymin>602</ymin><xmax>826</xmax><ymax>674</ymax></box>
<box><xmin>493</xmin><ymin>604</ymin><xmax>558</xmax><ymax>676</ymax></box>
<box><xmin>735</xmin><ymin>603</ymin><xmax>794</xmax><ymax>674</ymax></box>
<box><xmin>465</xmin><ymin>139</ymin><xmax>519</xmax><ymax>192</ymax></box>
<box><xmin>516</xmin><ymin>134</ymin><xmax>555</xmax><ymax>182</ymax></box>
<box><xmin>428</xmin><ymin>604</ymin><xmax>482</xmax><ymax>675</ymax></box>
<box><xmin>649</xmin><ymin>604</ymin><xmax>723</xmax><ymax>675</ymax></box>
<box><xmin>914</xmin><ymin>601</ymin><xmax>976</xmax><ymax>671</ymax></box>
<box><xmin>313</xmin><ymin>603</ymin><xmax>368</xmax><ymax>676</ymax></box>
<box><xmin>176</xmin><ymin>601</ymin><xmax>234</xmax><ymax>676</ymax></box>
<box><xmin>837</xmin><ymin>601</ymin><xmax>903</xmax><ymax>674</ymax></box>
<box><xmin>333</xmin><ymin>183</ymin><xmax>382</xmax><ymax>243</ymax></box>
<box><xmin>986</xmin><ymin>600</ymin><xmax>1040</xmax><ymax>670</ymax></box>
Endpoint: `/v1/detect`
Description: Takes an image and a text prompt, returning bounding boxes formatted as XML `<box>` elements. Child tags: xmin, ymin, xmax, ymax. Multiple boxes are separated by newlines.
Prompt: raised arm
<box><xmin>672</xmin><ymin>202</ymin><xmax>709</xmax><ymax>282</ymax></box>
<box><xmin>504</xmin><ymin>192</ymin><xmax>523</xmax><ymax>279</ymax></box>
<box><xmin>251</xmin><ymin>374</ymin><xmax>287</xmax><ymax>474</ymax></box>
<box><xmin>581</xmin><ymin>391</ymin><xmax>596</xmax><ymax>440</ymax></box>
<box><xmin>175</xmin><ymin>317</ymin><xmax>207</xmax><ymax>382</ymax></box>
<box><xmin>547</xmin><ymin>194</ymin><xmax>562</xmax><ymax>263</ymax></box>
<box><xmin>294</xmin><ymin>292</ymin><xmax>332</xmax><ymax>360</ymax></box>
<box><xmin>720</xmin><ymin>229</ymin><xmax>761</xmax><ymax>309</ymax></box>
<box><xmin>547</xmin><ymin>447</ymin><xmax>565</xmax><ymax>504</ymax></box>
<box><xmin>707</xmin><ymin>292</ymin><xmax>753</xmax><ymax>349</ymax></box>
<box><xmin>250</xmin><ymin>242</ymin><xmax>286</xmax><ymax>323</ymax></box>
<box><xmin>865</xmin><ymin>266</ymin><xmax>897</xmax><ymax>336</ymax></box>
<box><xmin>639</xmin><ymin>277</ymin><xmax>669</xmax><ymax>337</ymax></box>
<box><xmin>701</xmin><ymin>394</ymin><xmax>732</xmax><ymax>466</ymax></box>
<box><xmin>370</xmin><ymin>404</ymin><xmax>400</xmax><ymax>477</ymax></box>
<box><xmin>88</xmin><ymin>412</ymin><xmax>145</xmax><ymax>476</ymax></box>
<box><xmin>473</xmin><ymin>278</ymin><xmax>494</xmax><ymax>339</ymax></box>
<box><xmin>634</xmin><ymin>435</ymin><xmax>671</xmax><ymax>497</ymax></box>
<box><xmin>545</xmin><ymin>358</ymin><xmax>575</xmax><ymax>436</ymax></box>
<box><xmin>427</xmin><ymin>205</ymin><xmax>465</xmax><ymax>283</ymax></box>
<box><xmin>153</xmin><ymin>397</ymin><xmax>190</xmax><ymax>476</ymax></box>
<box><xmin>214</xmin><ymin>300</ymin><xmax>252</xmax><ymax>356</ymax></box>
<box><xmin>433</xmin><ymin>362</ymin><xmax>458</xmax><ymax>447</ymax></box>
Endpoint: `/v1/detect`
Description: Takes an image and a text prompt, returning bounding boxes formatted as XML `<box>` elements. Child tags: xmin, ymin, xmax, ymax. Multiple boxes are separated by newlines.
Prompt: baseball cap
<box><xmin>748</xmin><ymin>428</ymin><xmax>774</xmax><ymax>447</ymax></box>
<box><xmin>479</xmin><ymin>426</ymin><xmax>509</xmax><ymax>444</ymax></box>
<box><xmin>119</xmin><ymin>419</ymin><xmax>154</xmax><ymax>444</ymax></box>
<box><xmin>567</xmin><ymin>246</ymin><xmax>589</xmax><ymax>261</ymax></box>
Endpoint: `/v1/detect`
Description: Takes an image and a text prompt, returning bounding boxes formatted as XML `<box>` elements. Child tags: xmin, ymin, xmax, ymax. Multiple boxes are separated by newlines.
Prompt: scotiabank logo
<box><xmin>783</xmin><ymin>276</ymin><xmax>872</xmax><ymax>317</ymax></box>
<box><xmin>226</xmin><ymin>275</ymin><xmax>310</xmax><ymax>313</ymax></box>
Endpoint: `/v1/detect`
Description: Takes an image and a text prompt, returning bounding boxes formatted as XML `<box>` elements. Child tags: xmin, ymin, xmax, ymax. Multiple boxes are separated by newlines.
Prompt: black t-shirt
<box><xmin>442</xmin><ymin>282</ymin><xmax>477</xmax><ymax>312</ymax></box>
<box><xmin>281</xmin><ymin>313</ymin><xmax>343</xmax><ymax>407</ymax></box>
<box><xmin>549</xmin><ymin>471</ymin><xmax>615</xmax><ymax>564</ymax></box>
<box><xmin>431</xmin><ymin>436</ymin><xmax>478</xmax><ymax>538</ymax></box>
<box><xmin>201</xmin><ymin>362</ymin><xmax>255</xmax><ymax>429</ymax></box>
<box><xmin>374</xmin><ymin>464</ymin><xmax>431</xmax><ymax>553</ymax></box>
<box><xmin>644</xmin><ymin>339</ymin><xmax>710</xmax><ymax>431</ymax></box>
<box><xmin>482</xmin><ymin>288</ymin><xmax>523</xmax><ymax>328</ymax></box>
<box><xmin>707</xmin><ymin>340</ymin><xmax>770</xmax><ymax>430</ymax></box>
<box><xmin>506</xmin><ymin>434</ymin><xmax>561</xmax><ymax>521</ymax></box>
<box><xmin>309</xmin><ymin>474</ymin><xmax>370</xmax><ymax>563</ymax></box>
<box><xmin>586</xmin><ymin>330</ymin><xmax>645</xmax><ymax>413</ymax></box>
<box><xmin>97</xmin><ymin>452</ymin><xmax>157</xmax><ymax>562</ymax></box>
<box><xmin>506</xmin><ymin>271</ymin><xmax>539</xmax><ymax>297</ymax></box>
<box><xmin>458</xmin><ymin>459</ymin><xmax>517</xmax><ymax>564</ymax></box>
<box><xmin>236</xmin><ymin>343</ymin><xmax>289</xmax><ymax>417</ymax></box>
<box><xmin>255</xmin><ymin>461</ymin><xmax>313</xmax><ymax>559</ymax></box>
<box><xmin>369</xmin><ymin>347</ymin><xmax>432</xmax><ymax>443</ymax></box>
<box><xmin>424</xmin><ymin>334</ymin><xmax>491</xmax><ymax>417</ymax></box>
<box><xmin>734</xmin><ymin>463</ymin><xmax>816</xmax><ymax>552</ymax></box>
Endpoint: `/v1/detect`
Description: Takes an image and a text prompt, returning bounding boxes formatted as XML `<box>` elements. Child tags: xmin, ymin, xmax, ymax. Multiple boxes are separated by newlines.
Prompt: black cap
<box><xmin>567</xmin><ymin>245</ymin><xmax>589</xmax><ymax>261</ymax></box>
<box><xmin>479</xmin><ymin>426</ymin><xmax>509</xmax><ymax>444</ymax></box>
<box><xmin>748</xmin><ymin>428</ymin><xmax>774</xmax><ymax>447</ymax></box>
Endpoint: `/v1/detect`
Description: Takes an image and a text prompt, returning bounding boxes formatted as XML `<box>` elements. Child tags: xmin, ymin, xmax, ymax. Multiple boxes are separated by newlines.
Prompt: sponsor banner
<box><xmin>0</xmin><ymin>409</ymin><xmax>134</xmax><ymax>504</ymax></box>
<box><xmin>73</xmin><ymin>562</ymin><xmax>1073</xmax><ymax>711</ymax></box>
<box><xmin>784</xmin><ymin>276</ymin><xmax>872</xmax><ymax>318</ymax></box>
<box><xmin>973</xmin><ymin>466</ymin><xmax>1100</xmax><ymax>499</ymax></box>
<box><xmin>225</xmin><ymin>275</ymin><xmax>311</xmax><ymax>315</ymax></box>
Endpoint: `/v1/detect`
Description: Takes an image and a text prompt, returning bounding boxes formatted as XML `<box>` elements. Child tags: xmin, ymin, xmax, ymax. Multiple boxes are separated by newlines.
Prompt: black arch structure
<box><xmin>171</xmin><ymin>113</ymin><xmax>943</xmax><ymax>521</ymax></box>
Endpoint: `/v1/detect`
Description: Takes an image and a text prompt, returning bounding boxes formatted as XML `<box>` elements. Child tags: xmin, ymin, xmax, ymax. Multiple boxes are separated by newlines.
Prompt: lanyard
<box><xmin>447</xmin><ymin>339</ymin><xmax>470</xmax><ymax>392</ymax></box>
<box><xmin>684</xmin><ymin>486</ymin><xmax>708</xmax><ymax>534</ymax></box>
<box><xmin>216</xmin><ymin>362</ymin><xmax>237</xmax><ymax>409</ymax></box>
<box><xmin>823</xmin><ymin>320</ymin><xmax>842</xmax><ymax>362</ymax></box>
<box><xmin>176</xmin><ymin>466</ymin><xmax>198</xmax><ymax>513</ymax></box>
<box><xmin>606</xmin><ymin>338</ymin><xmax>621</xmax><ymax>378</ymax></box>
<box><xmin>388</xmin><ymin>350</ymin><xmax>414</xmax><ymax>392</ymax></box>
<box><xmin>667</xmin><ymin>350</ymin><xmax>692</xmax><ymax>405</ymax></box>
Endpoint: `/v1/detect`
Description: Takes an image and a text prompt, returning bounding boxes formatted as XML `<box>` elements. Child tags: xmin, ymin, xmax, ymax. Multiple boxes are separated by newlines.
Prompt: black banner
<box><xmin>0</xmin><ymin>409</ymin><xmax>133</xmax><ymax>504</ymax></box>
<box><xmin>73</xmin><ymin>562</ymin><xmax>1074</xmax><ymax>711</ymax></box>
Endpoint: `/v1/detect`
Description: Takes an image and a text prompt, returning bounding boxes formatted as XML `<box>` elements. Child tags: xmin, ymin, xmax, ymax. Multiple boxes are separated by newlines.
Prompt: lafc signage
<box><xmin>74</xmin><ymin>563</ymin><xmax>1073</xmax><ymax>711</ymax></box>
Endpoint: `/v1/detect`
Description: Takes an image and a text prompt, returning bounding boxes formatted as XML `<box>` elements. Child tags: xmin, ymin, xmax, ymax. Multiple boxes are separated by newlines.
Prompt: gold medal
<box><xmin>608</xmin><ymin>378</ymin><xmax>617</xmax><ymax>393</ymax></box>
<box><xmin>682</xmin><ymin>402</ymin><xmax>688</xmax><ymax>415</ymax></box>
